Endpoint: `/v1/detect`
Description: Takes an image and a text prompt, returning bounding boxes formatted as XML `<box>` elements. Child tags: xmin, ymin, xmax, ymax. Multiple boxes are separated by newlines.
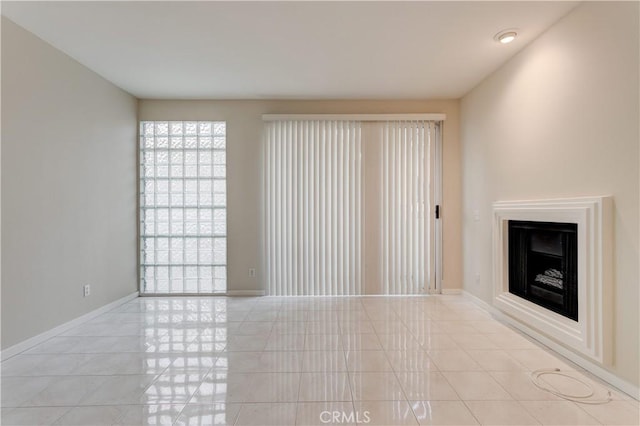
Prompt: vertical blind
<box><xmin>379</xmin><ymin>121</ymin><xmax>434</xmax><ymax>294</ymax></box>
<box><xmin>264</xmin><ymin>117</ymin><xmax>440</xmax><ymax>295</ymax></box>
<box><xmin>264</xmin><ymin>120</ymin><xmax>362</xmax><ymax>295</ymax></box>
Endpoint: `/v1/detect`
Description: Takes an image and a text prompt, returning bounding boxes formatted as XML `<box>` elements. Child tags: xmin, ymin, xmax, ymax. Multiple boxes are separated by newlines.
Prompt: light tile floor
<box><xmin>1</xmin><ymin>295</ymin><xmax>638</xmax><ymax>425</ymax></box>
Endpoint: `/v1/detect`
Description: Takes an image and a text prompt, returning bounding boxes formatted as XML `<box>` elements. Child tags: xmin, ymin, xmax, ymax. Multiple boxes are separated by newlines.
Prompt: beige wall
<box><xmin>1</xmin><ymin>18</ymin><xmax>138</xmax><ymax>349</ymax></box>
<box><xmin>139</xmin><ymin>99</ymin><xmax>462</xmax><ymax>294</ymax></box>
<box><xmin>461</xmin><ymin>2</ymin><xmax>639</xmax><ymax>386</ymax></box>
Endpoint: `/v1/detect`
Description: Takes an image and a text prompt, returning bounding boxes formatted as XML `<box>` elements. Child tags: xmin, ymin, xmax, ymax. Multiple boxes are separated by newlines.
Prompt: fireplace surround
<box><xmin>493</xmin><ymin>196</ymin><xmax>612</xmax><ymax>364</ymax></box>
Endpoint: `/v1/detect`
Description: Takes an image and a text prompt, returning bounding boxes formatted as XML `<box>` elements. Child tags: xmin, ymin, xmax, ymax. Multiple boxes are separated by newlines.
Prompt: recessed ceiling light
<box><xmin>495</xmin><ymin>30</ymin><xmax>518</xmax><ymax>44</ymax></box>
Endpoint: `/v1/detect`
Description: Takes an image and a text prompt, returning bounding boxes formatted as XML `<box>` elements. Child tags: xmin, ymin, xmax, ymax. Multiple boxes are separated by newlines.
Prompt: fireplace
<box><xmin>508</xmin><ymin>220</ymin><xmax>578</xmax><ymax>321</ymax></box>
<box><xmin>492</xmin><ymin>196</ymin><xmax>612</xmax><ymax>364</ymax></box>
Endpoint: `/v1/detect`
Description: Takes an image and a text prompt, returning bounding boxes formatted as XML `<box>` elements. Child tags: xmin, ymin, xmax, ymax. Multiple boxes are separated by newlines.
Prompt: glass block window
<box><xmin>140</xmin><ymin>121</ymin><xmax>227</xmax><ymax>294</ymax></box>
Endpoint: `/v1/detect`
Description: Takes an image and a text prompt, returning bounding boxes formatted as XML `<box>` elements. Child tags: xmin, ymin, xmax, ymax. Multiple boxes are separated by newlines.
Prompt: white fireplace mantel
<box><xmin>492</xmin><ymin>196</ymin><xmax>613</xmax><ymax>365</ymax></box>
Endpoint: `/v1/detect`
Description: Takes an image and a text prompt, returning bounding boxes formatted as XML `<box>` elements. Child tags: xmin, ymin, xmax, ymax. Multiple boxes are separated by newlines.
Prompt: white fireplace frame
<box><xmin>493</xmin><ymin>196</ymin><xmax>613</xmax><ymax>364</ymax></box>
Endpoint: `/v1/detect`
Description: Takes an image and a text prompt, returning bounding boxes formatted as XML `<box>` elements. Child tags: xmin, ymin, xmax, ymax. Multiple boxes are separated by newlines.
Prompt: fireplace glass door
<box><xmin>508</xmin><ymin>220</ymin><xmax>578</xmax><ymax>321</ymax></box>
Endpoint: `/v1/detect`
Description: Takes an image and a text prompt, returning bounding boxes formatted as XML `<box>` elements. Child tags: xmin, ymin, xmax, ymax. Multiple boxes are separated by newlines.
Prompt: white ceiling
<box><xmin>2</xmin><ymin>1</ymin><xmax>579</xmax><ymax>99</ymax></box>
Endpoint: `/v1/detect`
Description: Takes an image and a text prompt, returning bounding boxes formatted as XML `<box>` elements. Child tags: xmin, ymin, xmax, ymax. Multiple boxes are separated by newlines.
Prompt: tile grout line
<box><xmin>293</xmin><ymin>317</ymin><xmax>307</xmax><ymax>426</ymax></box>
<box><xmin>342</xmin><ymin>299</ymin><xmax>364</xmax><ymax>421</ymax></box>
<box><xmin>385</xmin><ymin>306</ymin><xmax>421</xmax><ymax>425</ymax></box>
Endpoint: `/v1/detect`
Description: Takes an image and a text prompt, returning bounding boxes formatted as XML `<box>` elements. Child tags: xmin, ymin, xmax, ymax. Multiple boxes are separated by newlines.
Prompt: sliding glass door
<box><xmin>263</xmin><ymin>117</ymin><xmax>442</xmax><ymax>295</ymax></box>
<box><xmin>139</xmin><ymin>121</ymin><xmax>227</xmax><ymax>294</ymax></box>
<box><xmin>376</xmin><ymin>121</ymin><xmax>436</xmax><ymax>294</ymax></box>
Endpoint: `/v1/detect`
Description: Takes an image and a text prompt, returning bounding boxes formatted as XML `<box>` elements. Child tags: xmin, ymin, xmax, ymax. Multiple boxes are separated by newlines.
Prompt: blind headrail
<box><xmin>262</xmin><ymin>113</ymin><xmax>446</xmax><ymax>122</ymax></box>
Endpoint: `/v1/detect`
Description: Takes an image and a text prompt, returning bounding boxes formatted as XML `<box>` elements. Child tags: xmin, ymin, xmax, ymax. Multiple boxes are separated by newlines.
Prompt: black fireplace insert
<box><xmin>508</xmin><ymin>220</ymin><xmax>578</xmax><ymax>321</ymax></box>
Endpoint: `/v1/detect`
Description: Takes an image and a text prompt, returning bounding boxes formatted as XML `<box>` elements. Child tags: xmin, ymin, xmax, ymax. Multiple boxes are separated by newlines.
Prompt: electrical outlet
<box><xmin>83</xmin><ymin>284</ymin><xmax>91</xmax><ymax>297</ymax></box>
<box><xmin>475</xmin><ymin>273</ymin><xmax>481</xmax><ymax>285</ymax></box>
<box><xmin>248</xmin><ymin>268</ymin><xmax>256</xmax><ymax>278</ymax></box>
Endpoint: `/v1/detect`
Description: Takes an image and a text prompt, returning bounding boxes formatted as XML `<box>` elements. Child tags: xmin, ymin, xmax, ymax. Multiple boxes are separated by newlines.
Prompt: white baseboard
<box><xmin>461</xmin><ymin>290</ymin><xmax>495</xmax><ymax>312</ymax></box>
<box><xmin>138</xmin><ymin>291</ymin><xmax>266</xmax><ymax>297</ymax></box>
<box><xmin>462</xmin><ymin>290</ymin><xmax>640</xmax><ymax>401</ymax></box>
<box><xmin>226</xmin><ymin>290</ymin><xmax>265</xmax><ymax>297</ymax></box>
<box><xmin>1</xmin><ymin>291</ymin><xmax>139</xmax><ymax>361</ymax></box>
<box><xmin>228</xmin><ymin>292</ymin><xmax>436</xmax><ymax>297</ymax></box>
<box><xmin>440</xmin><ymin>288</ymin><xmax>463</xmax><ymax>295</ymax></box>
